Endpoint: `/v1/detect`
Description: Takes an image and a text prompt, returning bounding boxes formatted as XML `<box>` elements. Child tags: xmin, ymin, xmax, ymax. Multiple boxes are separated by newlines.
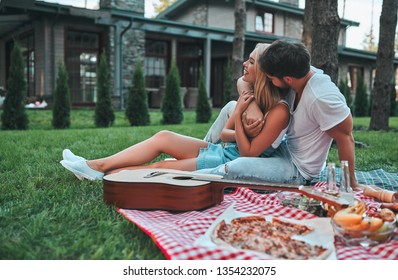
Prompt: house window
<box><xmin>65</xmin><ymin>30</ymin><xmax>100</xmax><ymax>104</ymax></box>
<box><xmin>145</xmin><ymin>40</ymin><xmax>168</xmax><ymax>88</ymax></box>
<box><xmin>255</xmin><ymin>11</ymin><xmax>274</xmax><ymax>33</ymax></box>
<box><xmin>177</xmin><ymin>43</ymin><xmax>202</xmax><ymax>87</ymax></box>
<box><xmin>348</xmin><ymin>66</ymin><xmax>364</xmax><ymax>92</ymax></box>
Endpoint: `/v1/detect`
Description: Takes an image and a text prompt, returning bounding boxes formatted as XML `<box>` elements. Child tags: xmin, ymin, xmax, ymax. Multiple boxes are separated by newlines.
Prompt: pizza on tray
<box><xmin>211</xmin><ymin>215</ymin><xmax>331</xmax><ymax>260</ymax></box>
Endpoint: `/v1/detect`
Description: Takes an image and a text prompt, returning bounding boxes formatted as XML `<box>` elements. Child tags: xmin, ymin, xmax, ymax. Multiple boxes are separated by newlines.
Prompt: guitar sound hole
<box><xmin>172</xmin><ymin>176</ymin><xmax>194</xmax><ymax>180</ymax></box>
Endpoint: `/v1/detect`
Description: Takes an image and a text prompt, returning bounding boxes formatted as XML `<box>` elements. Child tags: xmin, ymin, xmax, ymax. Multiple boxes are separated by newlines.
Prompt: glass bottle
<box><xmin>325</xmin><ymin>162</ymin><xmax>338</xmax><ymax>195</ymax></box>
<box><xmin>339</xmin><ymin>160</ymin><xmax>353</xmax><ymax>193</ymax></box>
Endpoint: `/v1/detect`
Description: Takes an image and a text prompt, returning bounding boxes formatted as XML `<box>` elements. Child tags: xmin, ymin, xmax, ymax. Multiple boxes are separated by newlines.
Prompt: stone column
<box><xmin>100</xmin><ymin>0</ymin><xmax>145</xmax><ymax>109</ymax></box>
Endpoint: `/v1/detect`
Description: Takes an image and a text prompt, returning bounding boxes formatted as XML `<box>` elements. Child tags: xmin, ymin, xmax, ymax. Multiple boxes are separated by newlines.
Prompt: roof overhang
<box><xmin>157</xmin><ymin>0</ymin><xmax>359</xmax><ymax>28</ymax></box>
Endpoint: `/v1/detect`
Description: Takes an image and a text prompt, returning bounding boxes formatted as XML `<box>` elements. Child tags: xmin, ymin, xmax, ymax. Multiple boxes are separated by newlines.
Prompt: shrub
<box><xmin>95</xmin><ymin>51</ymin><xmax>115</xmax><ymax>127</ymax></box>
<box><xmin>354</xmin><ymin>72</ymin><xmax>369</xmax><ymax>117</ymax></box>
<box><xmin>223</xmin><ymin>59</ymin><xmax>232</xmax><ymax>106</ymax></box>
<box><xmin>52</xmin><ymin>62</ymin><xmax>71</xmax><ymax>129</ymax></box>
<box><xmin>196</xmin><ymin>68</ymin><xmax>212</xmax><ymax>123</ymax></box>
<box><xmin>338</xmin><ymin>77</ymin><xmax>353</xmax><ymax>112</ymax></box>
<box><xmin>125</xmin><ymin>60</ymin><xmax>150</xmax><ymax>126</ymax></box>
<box><xmin>1</xmin><ymin>41</ymin><xmax>28</xmax><ymax>130</ymax></box>
<box><xmin>161</xmin><ymin>59</ymin><xmax>183</xmax><ymax>124</ymax></box>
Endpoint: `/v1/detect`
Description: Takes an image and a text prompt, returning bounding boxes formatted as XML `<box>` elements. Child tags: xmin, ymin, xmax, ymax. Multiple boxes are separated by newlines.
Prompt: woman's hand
<box><xmin>242</xmin><ymin>113</ymin><xmax>264</xmax><ymax>138</ymax></box>
<box><xmin>235</xmin><ymin>92</ymin><xmax>255</xmax><ymax>116</ymax></box>
<box><xmin>236</xmin><ymin>92</ymin><xmax>264</xmax><ymax>138</ymax></box>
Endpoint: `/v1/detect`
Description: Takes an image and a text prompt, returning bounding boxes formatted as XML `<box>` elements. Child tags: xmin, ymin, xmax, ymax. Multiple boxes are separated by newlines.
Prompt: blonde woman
<box><xmin>60</xmin><ymin>44</ymin><xmax>290</xmax><ymax>181</ymax></box>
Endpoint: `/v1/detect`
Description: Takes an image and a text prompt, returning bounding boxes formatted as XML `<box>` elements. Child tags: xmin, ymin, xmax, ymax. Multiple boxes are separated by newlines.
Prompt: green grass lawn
<box><xmin>0</xmin><ymin>109</ymin><xmax>397</xmax><ymax>259</ymax></box>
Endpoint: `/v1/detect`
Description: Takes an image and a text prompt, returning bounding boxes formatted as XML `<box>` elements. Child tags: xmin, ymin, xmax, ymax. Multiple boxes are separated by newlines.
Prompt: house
<box><xmin>0</xmin><ymin>0</ymin><xmax>396</xmax><ymax>109</ymax></box>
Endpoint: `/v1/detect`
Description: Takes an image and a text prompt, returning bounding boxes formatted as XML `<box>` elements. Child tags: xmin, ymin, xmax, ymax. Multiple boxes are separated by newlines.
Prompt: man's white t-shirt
<box><xmin>286</xmin><ymin>68</ymin><xmax>351</xmax><ymax>180</ymax></box>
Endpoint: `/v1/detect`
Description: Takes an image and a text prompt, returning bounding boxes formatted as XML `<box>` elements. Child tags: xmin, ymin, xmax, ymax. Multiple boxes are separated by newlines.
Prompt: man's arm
<box><xmin>326</xmin><ymin>115</ymin><xmax>366</xmax><ymax>191</ymax></box>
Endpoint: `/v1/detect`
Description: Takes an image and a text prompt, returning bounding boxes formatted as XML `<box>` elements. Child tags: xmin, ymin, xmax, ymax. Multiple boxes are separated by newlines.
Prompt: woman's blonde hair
<box><xmin>253</xmin><ymin>43</ymin><xmax>282</xmax><ymax>114</ymax></box>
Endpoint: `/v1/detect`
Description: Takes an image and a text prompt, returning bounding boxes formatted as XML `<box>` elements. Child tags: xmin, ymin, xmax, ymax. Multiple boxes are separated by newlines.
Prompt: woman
<box><xmin>60</xmin><ymin>44</ymin><xmax>290</xmax><ymax>181</ymax></box>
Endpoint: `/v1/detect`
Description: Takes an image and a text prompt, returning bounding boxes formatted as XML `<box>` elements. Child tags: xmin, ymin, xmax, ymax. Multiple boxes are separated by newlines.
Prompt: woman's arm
<box><xmin>220</xmin><ymin>108</ymin><xmax>239</xmax><ymax>142</ymax></box>
<box><xmin>235</xmin><ymin>100</ymin><xmax>289</xmax><ymax>157</ymax></box>
<box><xmin>237</xmin><ymin>77</ymin><xmax>264</xmax><ymax>138</ymax></box>
<box><xmin>220</xmin><ymin>78</ymin><xmax>264</xmax><ymax>142</ymax></box>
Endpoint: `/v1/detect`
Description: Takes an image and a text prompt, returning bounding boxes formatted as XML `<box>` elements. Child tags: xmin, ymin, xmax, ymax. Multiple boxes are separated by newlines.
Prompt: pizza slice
<box><xmin>271</xmin><ymin>217</ymin><xmax>314</xmax><ymax>236</ymax></box>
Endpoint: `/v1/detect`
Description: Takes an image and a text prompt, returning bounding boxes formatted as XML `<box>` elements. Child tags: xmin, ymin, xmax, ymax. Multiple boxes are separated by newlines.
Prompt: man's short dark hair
<box><xmin>259</xmin><ymin>40</ymin><xmax>311</xmax><ymax>79</ymax></box>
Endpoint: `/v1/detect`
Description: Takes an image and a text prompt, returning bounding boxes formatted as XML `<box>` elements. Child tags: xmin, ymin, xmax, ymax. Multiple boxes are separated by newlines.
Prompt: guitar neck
<box><xmin>202</xmin><ymin>176</ymin><xmax>298</xmax><ymax>190</ymax></box>
<box><xmin>190</xmin><ymin>175</ymin><xmax>351</xmax><ymax>209</ymax></box>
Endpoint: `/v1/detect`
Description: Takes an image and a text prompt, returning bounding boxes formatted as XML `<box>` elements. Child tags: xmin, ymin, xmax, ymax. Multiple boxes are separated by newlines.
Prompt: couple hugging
<box><xmin>60</xmin><ymin>40</ymin><xmax>367</xmax><ymax>191</ymax></box>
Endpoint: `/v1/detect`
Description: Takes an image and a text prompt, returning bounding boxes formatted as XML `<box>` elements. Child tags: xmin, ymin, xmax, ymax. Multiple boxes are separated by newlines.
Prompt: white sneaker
<box><xmin>60</xmin><ymin>160</ymin><xmax>104</xmax><ymax>181</ymax></box>
<box><xmin>62</xmin><ymin>149</ymin><xmax>85</xmax><ymax>180</ymax></box>
<box><xmin>63</xmin><ymin>149</ymin><xmax>85</xmax><ymax>162</ymax></box>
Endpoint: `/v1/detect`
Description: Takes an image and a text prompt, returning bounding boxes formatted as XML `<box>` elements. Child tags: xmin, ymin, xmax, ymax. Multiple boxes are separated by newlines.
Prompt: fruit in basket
<box><xmin>379</xmin><ymin>208</ymin><xmax>396</xmax><ymax>222</ymax></box>
<box><xmin>369</xmin><ymin>223</ymin><xmax>392</xmax><ymax>242</ymax></box>
<box><xmin>333</xmin><ymin>213</ymin><xmax>363</xmax><ymax>227</ymax></box>
<box><xmin>333</xmin><ymin>200</ymin><xmax>366</xmax><ymax>227</ymax></box>
<box><xmin>340</xmin><ymin>216</ymin><xmax>383</xmax><ymax>238</ymax></box>
<box><xmin>366</xmin><ymin>217</ymin><xmax>384</xmax><ymax>232</ymax></box>
<box><xmin>344</xmin><ymin>218</ymin><xmax>370</xmax><ymax>231</ymax></box>
<box><xmin>331</xmin><ymin>200</ymin><xmax>397</xmax><ymax>246</ymax></box>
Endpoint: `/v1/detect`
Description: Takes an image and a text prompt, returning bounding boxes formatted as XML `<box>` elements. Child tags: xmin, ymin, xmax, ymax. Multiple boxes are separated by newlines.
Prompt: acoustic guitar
<box><xmin>103</xmin><ymin>168</ymin><xmax>353</xmax><ymax>212</ymax></box>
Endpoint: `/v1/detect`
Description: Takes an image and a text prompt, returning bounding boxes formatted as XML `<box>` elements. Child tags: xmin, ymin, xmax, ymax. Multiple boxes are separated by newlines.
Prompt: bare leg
<box><xmin>108</xmin><ymin>158</ymin><xmax>199</xmax><ymax>174</ymax></box>
<box><xmin>87</xmin><ymin>130</ymin><xmax>208</xmax><ymax>173</ymax></box>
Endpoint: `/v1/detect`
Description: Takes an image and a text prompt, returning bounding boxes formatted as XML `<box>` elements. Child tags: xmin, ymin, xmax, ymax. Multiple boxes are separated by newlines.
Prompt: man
<box><xmin>199</xmin><ymin>40</ymin><xmax>366</xmax><ymax>190</ymax></box>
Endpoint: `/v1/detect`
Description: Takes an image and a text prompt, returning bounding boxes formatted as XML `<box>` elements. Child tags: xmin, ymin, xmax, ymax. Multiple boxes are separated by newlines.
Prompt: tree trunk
<box><xmin>302</xmin><ymin>0</ymin><xmax>313</xmax><ymax>53</ymax></box>
<box><xmin>369</xmin><ymin>0</ymin><xmax>398</xmax><ymax>131</ymax></box>
<box><xmin>230</xmin><ymin>0</ymin><xmax>246</xmax><ymax>100</ymax></box>
<box><xmin>310</xmin><ymin>0</ymin><xmax>340</xmax><ymax>84</ymax></box>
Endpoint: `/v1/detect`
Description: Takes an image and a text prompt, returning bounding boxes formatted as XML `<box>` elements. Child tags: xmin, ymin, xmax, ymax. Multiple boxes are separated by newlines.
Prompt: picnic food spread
<box><xmin>210</xmin><ymin>215</ymin><xmax>331</xmax><ymax>259</ymax></box>
<box><xmin>331</xmin><ymin>200</ymin><xmax>397</xmax><ymax>246</ymax></box>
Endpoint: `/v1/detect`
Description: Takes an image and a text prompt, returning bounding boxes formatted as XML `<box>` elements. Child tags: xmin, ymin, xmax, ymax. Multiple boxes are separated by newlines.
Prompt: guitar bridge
<box><xmin>144</xmin><ymin>171</ymin><xmax>167</xmax><ymax>178</ymax></box>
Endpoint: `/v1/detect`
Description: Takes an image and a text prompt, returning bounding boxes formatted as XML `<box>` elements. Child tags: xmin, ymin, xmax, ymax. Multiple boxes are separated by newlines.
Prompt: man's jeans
<box><xmin>196</xmin><ymin>141</ymin><xmax>308</xmax><ymax>185</ymax></box>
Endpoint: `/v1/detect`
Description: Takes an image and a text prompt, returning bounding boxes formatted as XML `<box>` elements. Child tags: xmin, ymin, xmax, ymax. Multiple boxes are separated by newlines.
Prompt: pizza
<box><xmin>211</xmin><ymin>215</ymin><xmax>331</xmax><ymax>260</ymax></box>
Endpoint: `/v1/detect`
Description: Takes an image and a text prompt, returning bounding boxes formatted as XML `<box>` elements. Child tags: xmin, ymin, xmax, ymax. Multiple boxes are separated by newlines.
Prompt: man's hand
<box><xmin>351</xmin><ymin>181</ymin><xmax>366</xmax><ymax>192</ymax></box>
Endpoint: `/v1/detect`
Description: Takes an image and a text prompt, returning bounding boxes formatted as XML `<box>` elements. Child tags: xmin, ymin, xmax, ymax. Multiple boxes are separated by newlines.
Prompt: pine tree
<box><xmin>223</xmin><ymin>59</ymin><xmax>232</xmax><ymax>106</ymax></box>
<box><xmin>338</xmin><ymin>78</ymin><xmax>353</xmax><ymax>112</ymax></box>
<box><xmin>354</xmin><ymin>72</ymin><xmax>369</xmax><ymax>117</ymax></box>
<box><xmin>196</xmin><ymin>68</ymin><xmax>212</xmax><ymax>123</ymax></box>
<box><xmin>161</xmin><ymin>59</ymin><xmax>183</xmax><ymax>124</ymax></box>
<box><xmin>52</xmin><ymin>62</ymin><xmax>71</xmax><ymax>129</ymax></box>
<box><xmin>1</xmin><ymin>41</ymin><xmax>28</xmax><ymax>130</ymax></box>
<box><xmin>125</xmin><ymin>60</ymin><xmax>150</xmax><ymax>126</ymax></box>
<box><xmin>95</xmin><ymin>51</ymin><xmax>115</xmax><ymax>127</ymax></box>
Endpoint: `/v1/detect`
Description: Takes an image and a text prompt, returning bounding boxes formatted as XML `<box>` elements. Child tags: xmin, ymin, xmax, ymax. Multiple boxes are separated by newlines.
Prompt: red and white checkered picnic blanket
<box><xmin>118</xmin><ymin>182</ymin><xmax>398</xmax><ymax>260</ymax></box>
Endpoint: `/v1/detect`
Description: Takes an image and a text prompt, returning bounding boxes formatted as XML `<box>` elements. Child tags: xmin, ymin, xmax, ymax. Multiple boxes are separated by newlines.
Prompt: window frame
<box><xmin>144</xmin><ymin>39</ymin><xmax>169</xmax><ymax>89</ymax></box>
<box><xmin>255</xmin><ymin>10</ymin><xmax>275</xmax><ymax>34</ymax></box>
<box><xmin>65</xmin><ymin>29</ymin><xmax>101</xmax><ymax>104</ymax></box>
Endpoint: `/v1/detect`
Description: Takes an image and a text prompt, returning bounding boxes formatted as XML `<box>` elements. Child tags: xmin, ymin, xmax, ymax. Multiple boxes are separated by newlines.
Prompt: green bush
<box><xmin>196</xmin><ymin>68</ymin><xmax>212</xmax><ymax>123</ymax></box>
<box><xmin>1</xmin><ymin>41</ymin><xmax>28</xmax><ymax>130</ymax></box>
<box><xmin>125</xmin><ymin>60</ymin><xmax>150</xmax><ymax>126</ymax></box>
<box><xmin>161</xmin><ymin>59</ymin><xmax>183</xmax><ymax>124</ymax></box>
<box><xmin>354</xmin><ymin>72</ymin><xmax>369</xmax><ymax>117</ymax></box>
<box><xmin>223</xmin><ymin>59</ymin><xmax>232</xmax><ymax>106</ymax></box>
<box><xmin>338</xmin><ymin>77</ymin><xmax>353</xmax><ymax>112</ymax></box>
<box><xmin>95</xmin><ymin>51</ymin><xmax>115</xmax><ymax>127</ymax></box>
<box><xmin>52</xmin><ymin>62</ymin><xmax>71</xmax><ymax>129</ymax></box>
